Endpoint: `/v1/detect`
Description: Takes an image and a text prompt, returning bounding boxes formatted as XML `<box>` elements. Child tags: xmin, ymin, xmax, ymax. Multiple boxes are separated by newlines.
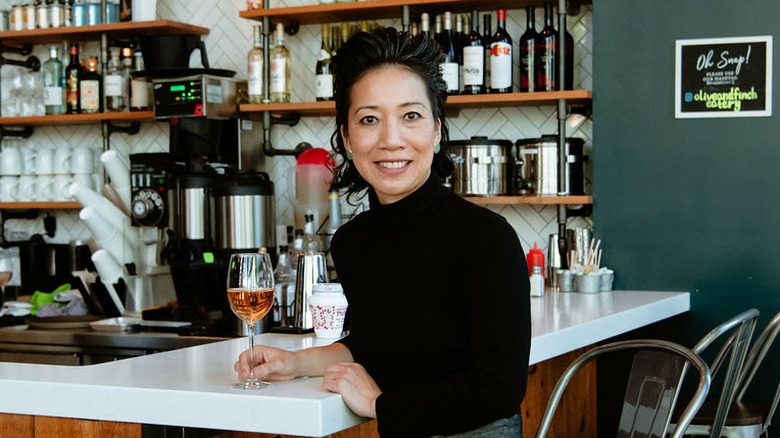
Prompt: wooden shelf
<box><xmin>0</xmin><ymin>20</ymin><xmax>209</xmax><ymax>45</ymax></box>
<box><xmin>240</xmin><ymin>90</ymin><xmax>591</xmax><ymax>116</ymax></box>
<box><xmin>0</xmin><ymin>111</ymin><xmax>155</xmax><ymax>126</ymax></box>
<box><xmin>241</xmin><ymin>0</ymin><xmax>591</xmax><ymax>25</ymax></box>
<box><xmin>0</xmin><ymin>202</ymin><xmax>81</xmax><ymax>209</ymax></box>
<box><xmin>466</xmin><ymin>196</ymin><xmax>592</xmax><ymax>205</ymax></box>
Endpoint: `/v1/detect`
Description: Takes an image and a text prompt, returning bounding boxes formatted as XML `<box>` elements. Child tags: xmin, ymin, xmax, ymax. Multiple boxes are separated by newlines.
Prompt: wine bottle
<box><xmin>519</xmin><ymin>6</ymin><xmax>538</xmax><ymax>92</ymax></box>
<box><xmin>437</xmin><ymin>12</ymin><xmax>459</xmax><ymax>94</ymax></box>
<box><xmin>489</xmin><ymin>9</ymin><xmax>512</xmax><ymax>93</ymax></box>
<box><xmin>420</xmin><ymin>13</ymin><xmax>430</xmax><ymax>39</ymax></box>
<box><xmin>315</xmin><ymin>24</ymin><xmax>333</xmax><ymax>101</ymax></box>
<box><xmin>462</xmin><ymin>10</ymin><xmax>485</xmax><ymax>95</ymax></box>
<box><xmin>270</xmin><ymin>23</ymin><xmax>290</xmax><ymax>103</ymax></box>
<box><xmin>331</xmin><ymin>25</ymin><xmax>340</xmax><ymax>54</ymax></box>
<box><xmin>434</xmin><ymin>14</ymin><xmax>442</xmax><ymax>43</ymax></box>
<box><xmin>536</xmin><ymin>2</ymin><xmax>558</xmax><ymax>92</ymax></box>
<box><xmin>43</xmin><ymin>45</ymin><xmax>65</xmax><ymax>115</ymax></box>
<box><xmin>563</xmin><ymin>14</ymin><xmax>574</xmax><ymax>90</ymax></box>
<box><xmin>65</xmin><ymin>42</ymin><xmax>82</xmax><ymax>114</ymax></box>
<box><xmin>248</xmin><ymin>25</ymin><xmax>264</xmax><ymax>104</ymax></box>
<box><xmin>79</xmin><ymin>57</ymin><xmax>102</xmax><ymax>114</ymax></box>
<box><xmin>454</xmin><ymin>13</ymin><xmax>464</xmax><ymax>93</ymax></box>
<box><xmin>483</xmin><ymin>13</ymin><xmax>491</xmax><ymax>91</ymax></box>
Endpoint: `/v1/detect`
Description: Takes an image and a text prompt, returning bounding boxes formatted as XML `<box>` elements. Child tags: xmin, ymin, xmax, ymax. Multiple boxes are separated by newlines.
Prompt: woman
<box><xmin>235</xmin><ymin>28</ymin><xmax>531</xmax><ymax>437</ymax></box>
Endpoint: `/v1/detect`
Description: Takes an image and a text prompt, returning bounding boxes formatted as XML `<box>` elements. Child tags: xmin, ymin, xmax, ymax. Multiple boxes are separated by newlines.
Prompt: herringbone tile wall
<box><xmin>2</xmin><ymin>0</ymin><xmax>592</xmax><ymax>257</ymax></box>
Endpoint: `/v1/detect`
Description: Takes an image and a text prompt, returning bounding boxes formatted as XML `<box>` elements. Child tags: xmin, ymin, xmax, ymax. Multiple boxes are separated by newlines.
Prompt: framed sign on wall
<box><xmin>675</xmin><ymin>35</ymin><xmax>772</xmax><ymax>118</ymax></box>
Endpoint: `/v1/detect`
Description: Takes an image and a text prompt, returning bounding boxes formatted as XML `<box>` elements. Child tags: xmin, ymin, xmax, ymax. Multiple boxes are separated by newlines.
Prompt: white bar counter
<box><xmin>0</xmin><ymin>290</ymin><xmax>689</xmax><ymax>436</ymax></box>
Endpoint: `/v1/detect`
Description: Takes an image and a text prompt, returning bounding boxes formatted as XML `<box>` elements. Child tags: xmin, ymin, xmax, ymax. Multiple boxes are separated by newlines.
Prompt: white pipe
<box><xmin>100</xmin><ymin>150</ymin><xmax>131</xmax><ymax>212</ymax></box>
<box><xmin>80</xmin><ymin>207</ymin><xmax>134</xmax><ymax>265</ymax></box>
<box><xmin>91</xmin><ymin>249</ymin><xmax>126</xmax><ymax>315</ymax></box>
<box><xmin>70</xmin><ymin>182</ymin><xmax>137</xmax><ymax>250</ymax></box>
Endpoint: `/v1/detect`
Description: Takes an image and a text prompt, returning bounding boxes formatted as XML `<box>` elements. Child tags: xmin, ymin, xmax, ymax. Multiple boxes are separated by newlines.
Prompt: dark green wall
<box><xmin>593</xmin><ymin>0</ymin><xmax>780</xmax><ymax>431</ymax></box>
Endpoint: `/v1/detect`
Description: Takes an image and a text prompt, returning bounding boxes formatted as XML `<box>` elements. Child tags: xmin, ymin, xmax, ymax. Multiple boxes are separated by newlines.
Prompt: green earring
<box><xmin>433</xmin><ymin>143</ymin><xmax>440</xmax><ymax>154</ymax></box>
<box><xmin>346</xmin><ymin>149</ymin><xmax>353</xmax><ymax>160</ymax></box>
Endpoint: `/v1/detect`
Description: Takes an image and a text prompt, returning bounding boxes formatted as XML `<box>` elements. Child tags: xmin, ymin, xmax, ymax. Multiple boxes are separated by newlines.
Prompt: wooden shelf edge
<box><xmin>0</xmin><ymin>20</ymin><xmax>209</xmax><ymax>44</ymax></box>
<box><xmin>0</xmin><ymin>202</ymin><xmax>81</xmax><ymax>209</ymax></box>
<box><xmin>0</xmin><ymin>111</ymin><xmax>155</xmax><ymax>126</ymax></box>
<box><xmin>239</xmin><ymin>91</ymin><xmax>591</xmax><ymax>116</ymax></box>
<box><xmin>466</xmin><ymin>196</ymin><xmax>592</xmax><ymax>205</ymax></box>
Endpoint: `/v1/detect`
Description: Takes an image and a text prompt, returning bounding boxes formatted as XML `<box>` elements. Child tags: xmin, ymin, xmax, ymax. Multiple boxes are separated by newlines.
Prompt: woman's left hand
<box><xmin>323</xmin><ymin>362</ymin><xmax>382</xmax><ymax>418</ymax></box>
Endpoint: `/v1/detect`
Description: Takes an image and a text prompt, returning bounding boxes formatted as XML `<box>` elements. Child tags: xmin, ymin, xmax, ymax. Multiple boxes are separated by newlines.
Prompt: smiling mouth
<box><xmin>377</xmin><ymin>161</ymin><xmax>410</xmax><ymax>169</ymax></box>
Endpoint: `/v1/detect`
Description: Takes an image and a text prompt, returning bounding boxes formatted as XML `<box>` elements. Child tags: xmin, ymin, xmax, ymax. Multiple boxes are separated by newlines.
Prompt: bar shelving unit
<box><xmin>0</xmin><ymin>202</ymin><xmax>81</xmax><ymax>209</ymax></box>
<box><xmin>0</xmin><ymin>111</ymin><xmax>155</xmax><ymax>126</ymax></box>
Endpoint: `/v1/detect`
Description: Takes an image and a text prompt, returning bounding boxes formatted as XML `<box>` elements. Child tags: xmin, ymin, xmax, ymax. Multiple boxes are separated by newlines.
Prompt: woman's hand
<box><xmin>323</xmin><ymin>362</ymin><xmax>382</xmax><ymax>418</ymax></box>
<box><xmin>234</xmin><ymin>346</ymin><xmax>299</xmax><ymax>382</ymax></box>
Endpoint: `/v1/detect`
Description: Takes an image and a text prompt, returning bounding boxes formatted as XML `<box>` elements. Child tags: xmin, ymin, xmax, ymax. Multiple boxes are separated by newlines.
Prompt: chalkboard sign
<box><xmin>675</xmin><ymin>36</ymin><xmax>772</xmax><ymax>118</ymax></box>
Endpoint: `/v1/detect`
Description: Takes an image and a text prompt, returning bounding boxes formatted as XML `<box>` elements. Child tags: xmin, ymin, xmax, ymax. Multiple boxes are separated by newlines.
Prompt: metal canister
<box><xmin>85</xmin><ymin>1</ymin><xmax>100</xmax><ymax>25</ymax></box>
<box><xmin>49</xmin><ymin>0</ymin><xmax>63</xmax><ymax>27</ymax></box>
<box><xmin>10</xmin><ymin>5</ymin><xmax>23</xmax><ymax>31</ymax></box>
<box><xmin>71</xmin><ymin>0</ymin><xmax>86</xmax><ymax>26</ymax></box>
<box><xmin>36</xmin><ymin>0</ymin><xmax>49</xmax><ymax>28</ymax></box>
<box><xmin>23</xmin><ymin>2</ymin><xmax>36</xmax><ymax>29</ymax></box>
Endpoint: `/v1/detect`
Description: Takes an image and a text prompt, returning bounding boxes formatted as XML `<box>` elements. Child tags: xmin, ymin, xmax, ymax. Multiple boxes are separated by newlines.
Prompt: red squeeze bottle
<box><xmin>526</xmin><ymin>242</ymin><xmax>545</xmax><ymax>278</ymax></box>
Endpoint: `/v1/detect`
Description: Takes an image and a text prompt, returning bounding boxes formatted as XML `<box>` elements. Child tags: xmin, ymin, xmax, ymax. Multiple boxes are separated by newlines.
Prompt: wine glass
<box><xmin>227</xmin><ymin>251</ymin><xmax>275</xmax><ymax>390</ymax></box>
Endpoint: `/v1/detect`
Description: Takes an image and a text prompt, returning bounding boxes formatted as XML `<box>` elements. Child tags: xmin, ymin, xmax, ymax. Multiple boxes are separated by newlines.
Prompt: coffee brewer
<box><xmin>130</xmin><ymin>72</ymin><xmax>275</xmax><ymax>334</ymax></box>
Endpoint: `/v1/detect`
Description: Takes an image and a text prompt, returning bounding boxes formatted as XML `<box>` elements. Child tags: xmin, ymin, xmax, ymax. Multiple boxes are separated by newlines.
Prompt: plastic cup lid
<box><xmin>312</xmin><ymin>283</ymin><xmax>343</xmax><ymax>293</ymax></box>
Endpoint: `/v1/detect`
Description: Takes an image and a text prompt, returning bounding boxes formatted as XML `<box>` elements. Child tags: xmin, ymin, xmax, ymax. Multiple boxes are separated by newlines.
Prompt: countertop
<box><xmin>0</xmin><ymin>290</ymin><xmax>689</xmax><ymax>437</ymax></box>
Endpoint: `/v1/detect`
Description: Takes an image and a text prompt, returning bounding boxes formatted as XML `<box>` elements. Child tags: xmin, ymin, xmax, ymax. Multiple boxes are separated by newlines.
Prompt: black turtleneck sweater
<box><xmin>330</xmin><ymin>173</ymin><xmax>530</xmax><ymax>438</ymax></box>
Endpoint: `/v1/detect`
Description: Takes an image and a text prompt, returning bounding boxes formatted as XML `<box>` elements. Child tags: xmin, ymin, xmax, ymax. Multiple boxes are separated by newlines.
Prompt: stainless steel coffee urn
<box><xmin>515</xmin><ymin>136</ymin><xmax>585</xmax><ymax>196</ymax></box>
<box><xmin>448</xmin><ymin>136</ymin><xmax>513</xmax><ymax>196</ymax></box>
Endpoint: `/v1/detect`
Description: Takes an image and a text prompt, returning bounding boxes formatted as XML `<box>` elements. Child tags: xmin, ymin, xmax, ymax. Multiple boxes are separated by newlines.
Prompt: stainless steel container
<box><xmin>213</xmin><ymin>170</ymin><xmax>275</xmax><ymax>251</ymax></box>
<box><xmin>448</xmin><ymin>136</ymin><xmax>513</xmax><ymax>196</ymax></box>
<box><xmin>175</xmin><ymin>167</ymin><xmax>212</xmax><ymax>241</ymax></box>
<box><xmin>515</xmin><ymin>136</ymin><xmax>585</xmax><ymax>196</ymax></box>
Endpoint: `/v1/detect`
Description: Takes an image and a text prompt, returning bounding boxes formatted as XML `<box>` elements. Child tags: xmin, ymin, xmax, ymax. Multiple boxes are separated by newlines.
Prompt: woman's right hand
<box><xmin>234</xmin><ymin>346</ymin><xmax>299</xmax><ymax>382</ymax></box>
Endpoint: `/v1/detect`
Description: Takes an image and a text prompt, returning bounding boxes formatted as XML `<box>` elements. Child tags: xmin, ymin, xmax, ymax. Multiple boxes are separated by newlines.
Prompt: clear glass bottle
<box><xmin>79</xmin><ymin>57</ymin><xmax>101</xmax><ymax>113</ymax></box>
<box><xmin>36</xmin><ymin>0</ymin><xmax>50</xmax><ymax>29</ymax></box>
<box><xmin>247</xmin><ymin>24</ymin><xmax>264</xmax><ymax>104</ymax></box>
<box><xmin>270</xmin><ymin>23</ymin><xmax>290</xmax><ymax>103</ymax></box>
<box><xmin>130</xmin><ymin>50</ymin><xmax>149</xmax><ymax>111</ymax></box>
<box><xmin>273</xmin><ymin>245</ymin><xmax>296</xmax><ymax>326</ymax></box>
<box><xmin>104</xmin><ymin>47</ymin><xmax>127</xmax><ymax>112</ymax></box>
<box><xmin>43</xmin><ymin>45</ymin><xmax>65</xmax><ymax>115</ymax></box>
<box><xmin>303</xmin><ymin>214</ymin><xmax>322</xmax><ymax>254</ymax></box>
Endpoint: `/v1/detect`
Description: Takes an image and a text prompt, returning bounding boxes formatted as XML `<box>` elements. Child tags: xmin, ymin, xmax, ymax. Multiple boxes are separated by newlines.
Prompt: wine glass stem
<box><xmin>247</xmin><ymin>322</ymin><xmax>257</xmax><ymax>382</ymax></box>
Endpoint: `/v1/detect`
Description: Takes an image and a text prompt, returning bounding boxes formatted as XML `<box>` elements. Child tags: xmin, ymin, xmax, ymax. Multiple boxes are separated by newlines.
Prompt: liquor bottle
<box><xmin>563</xmin><ymin>14</ymin><xmax>574</xmax><ymax>90</ymax></box>
<box><xmin>273</xmin><ymin>245</ymin><xmax>295</xmax><ymax>326</ymax></box>
<box><xmin>420</xmin><ymin>13</ymin><xmax>430</xmax><ymax>39</ymax></box>
<box><xmin>104</xmin><ymin>47</ymin><xmax>127</xmax><ymax>111</ymax></box>
<box><xmin>270</xmin><ymin>23</ymin><xmax>290</xmax><ymax>103</ymax></box>
<box><xmin>536</xmin><ymin>2</ymin><xmax>558</xmax><ymax>92</ymax></box>
<box><xmin>489</xmin><ymin>9</ymin><xmax>512</xmax><ymax>93</ymax></box>
<box><xmin>437</xmin><ymin>12</ymin><xmax>459</xmax><ymax>94</ymax></box>
<box><xmin>519</xmin><ymin>6</ymin><xmax>538</xmax><ymax>92</ymax></box>
<box><xmin>247</xmin><ymin>25</ymin><xmax>263</xmax><ymax>104</ymax></box>
<box><xmin>65</xmin><ymin>43</ymin><xmax>82</xmax><ymax>113</ymax></box>
<box><xmin>303</xmin><ymin>214</ymin><xmax>322</xmax><ymax>254</ymax></box>
<box><xmin>482</xmin><ymin>13</ymin><xmax>491</xmax><ymax>91</ymax></box>
<box><xmin>315</xmin><ymin>23</ymin><xmax>333</xmax><ymax>101</ymax></box>
<box><xmin>43</xmin><ymin>45</ymin><xmax>65</xmax><ymax>115</ymax></box>
<box><xmin>462</xmin><ymin>10</ymin><xmax>485</xmax><ymax>94</ymax></box>
<box><xmin>79</xmin><ymin>57</ymin><xmax>101</xmax><ymax>114</ymax></box>
<box><xmin>130</xmin><ymin>50</ymin><xmax>149</xmax><ymax>111</ymax></box>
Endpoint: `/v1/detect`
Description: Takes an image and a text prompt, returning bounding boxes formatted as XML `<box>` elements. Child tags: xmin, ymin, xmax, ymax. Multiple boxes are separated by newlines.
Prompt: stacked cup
<box><xmin>45</xmin><ymin>145</ymin><xmax>100</xmax><ymax>202</ymax></box>
<box><xmin>0</xmin><ymin>143</ymin><xmax>23</xmax><ymax>202</ymax></box>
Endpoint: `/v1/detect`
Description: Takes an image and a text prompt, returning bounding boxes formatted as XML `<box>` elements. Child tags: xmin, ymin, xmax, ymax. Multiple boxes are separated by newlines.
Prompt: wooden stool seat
<box><xmin>683</xmin><ymin>401</ymin><xmax>765</xmax><ymax>427</ymax></box>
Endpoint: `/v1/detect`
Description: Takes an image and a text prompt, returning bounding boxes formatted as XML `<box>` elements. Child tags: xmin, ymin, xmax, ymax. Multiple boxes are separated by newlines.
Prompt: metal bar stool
<box><xmin>535</xmin><ymin>339</ymin><xmax>711</xmax><ymax>438</ymax></box>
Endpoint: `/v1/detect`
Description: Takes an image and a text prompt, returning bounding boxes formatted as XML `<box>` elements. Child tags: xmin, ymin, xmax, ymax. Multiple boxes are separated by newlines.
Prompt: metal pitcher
<box><xmin>292</xmin><ymin>252</ymin><xmax>328</xmax><ymax>331</ymax></box>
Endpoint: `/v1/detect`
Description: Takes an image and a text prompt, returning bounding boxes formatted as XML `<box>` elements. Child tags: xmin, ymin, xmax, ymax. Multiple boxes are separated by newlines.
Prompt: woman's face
<box><xmin>341</xmin><ymin>65</ymin><xmax>442</xmax><ymax>205</ymax></box>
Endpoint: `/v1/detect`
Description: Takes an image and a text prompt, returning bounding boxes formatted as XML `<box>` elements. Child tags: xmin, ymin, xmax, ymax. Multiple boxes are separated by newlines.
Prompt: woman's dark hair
<box><xmin>329</xmin><ymin>27</ymin><xmax>453</xmax><ymax>200</ymax></box>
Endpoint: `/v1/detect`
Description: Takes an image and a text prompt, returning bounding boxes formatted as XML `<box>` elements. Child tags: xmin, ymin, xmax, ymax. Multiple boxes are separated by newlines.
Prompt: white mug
<box><xmin>72</xmin><ymin>146</ymin><xmax>94</xmax><ymax>174</ymax></box>
<box><xmin>21</xmin><ymin>147</ymin><xmax>36</xmax><ymax>175</ymax></box>
<box><xmin>0</xmin><ymin>176</ymin><xmax>19</xmax><ymax>201</ymax></box>
<box><xmin>0</xmin><ymin>146</ymin><xmax>23</xmax><ymax>175</ymax></box>
<box><xmin>53</xmin><ymin>175</ymin><xmax>72</xmax><ymax>201</ymax></box>
<box><xmin>53</xmin><ymin>146</ymin><xmax>72</xmax><ymax>175</ymax></box>
<box><xmin>17</xmin><ymin>175</ymin><xmax>35</xmax><ymax>201</ymax></box>
<box><xmin>34</xmin><ymin>147</ymin><xmax>54</xmax><ymax>175</ymax></box>
<box><xmin>72</xmin><ymin>173</ymin><xmax>95</xmax><ymax>191</ymax></box>
<box><xmin>132</xmin><ymin>0</ymin><xmax>157</xmax><ymax>21</ymax></box>
<box><xmin>34</xmin><ymin>175</ymin><xmax>54</xmax><ymax>201</ymax></box>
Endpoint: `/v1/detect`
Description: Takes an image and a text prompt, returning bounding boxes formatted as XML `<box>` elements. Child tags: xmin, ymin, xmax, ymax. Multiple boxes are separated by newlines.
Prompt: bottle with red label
<box><xmin>489</xmin><ymin>9</ymin><xmax>512</xmax><ymax>93</ymax></box>
<box><xmin>526</xmin><ymin>241</ymin><xmax>545</xmax><ymax>278</ymax></box>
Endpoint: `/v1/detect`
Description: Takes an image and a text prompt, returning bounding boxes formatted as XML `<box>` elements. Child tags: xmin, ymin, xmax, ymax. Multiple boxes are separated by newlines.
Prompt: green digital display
<box><xmin>170</xmin><ymin>85</ymin><xmax>186</xmax><ymax>92</ymax></box>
